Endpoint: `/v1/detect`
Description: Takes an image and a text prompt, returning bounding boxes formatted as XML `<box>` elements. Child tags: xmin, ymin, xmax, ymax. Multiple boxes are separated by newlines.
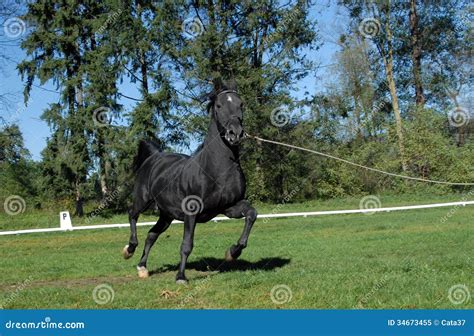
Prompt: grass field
<box><xmin>0</xmin><ymin>194</ymin><xmax>473</xmax><ymax>309</ymax></box>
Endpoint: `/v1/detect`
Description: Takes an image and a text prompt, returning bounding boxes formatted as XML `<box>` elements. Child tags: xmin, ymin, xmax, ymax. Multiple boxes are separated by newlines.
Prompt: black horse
<box><xmin>123</xmin><ymin>79</ymin><xmax>257</xmax><ymax>284</ymax></box>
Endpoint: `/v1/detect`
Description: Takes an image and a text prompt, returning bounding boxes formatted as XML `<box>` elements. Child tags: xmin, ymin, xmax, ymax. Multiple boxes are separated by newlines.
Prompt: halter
<box><xmin>212</xmin><ymin>90</ymin><xmax>242</xmax><ymax>143</ymax></box>
<box><xmin>216</xmin><ymin>89</ymin><xmax>238</xmax><ymax>98</ymax></box>
<box><xmin>213</xmin><ymin>89</ymin><xmax>240</xmax><ymax>117</ymax></box>
<box><xmin>212</xmin><ymin>89</ymin><xmax>239</xmax><ymax>117</ymax></box>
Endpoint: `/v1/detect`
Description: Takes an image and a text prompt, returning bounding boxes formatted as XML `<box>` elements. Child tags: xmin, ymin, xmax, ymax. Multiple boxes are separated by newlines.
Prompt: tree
<box><xmin>0</xmin><ymin>125</ymin><xmax>38</xmax><ymax>201</ymax></box>
<box><xmin>387</xmin><ymin>1</ymin><xmax>470</xmax><ymax>111</ymax></box>
<box><xmin>151</xmin><ymin>0</ymin><xmax>319</xmax><ymax>201</ymax></box>
<box><xmin>409</xmin><ymin>0</ymin><xmax>424</xmax><ymax>107</ymax></box>
<box><xmin>18</xmin><ymin>0</ymin><xmax>104</xmax><ymax>215</ymax></box>
<box><xmin>342</xmin><ymin>0</ymin><xmax>408</xmax><ymax>171</ymax></box>
<box><xmin>0</xmin><ymin>0</ymin><xmax>25</xmax><ymax>114</ymax></box>
<box><xmin>333</xmin><ymin>36</ymin><xmax>380</xmax><ymax>141</ymax></box>
<box><xmin>84</xmin><ymin>0</ymin><xmax>123</xmax><ymax>197</ymax></box>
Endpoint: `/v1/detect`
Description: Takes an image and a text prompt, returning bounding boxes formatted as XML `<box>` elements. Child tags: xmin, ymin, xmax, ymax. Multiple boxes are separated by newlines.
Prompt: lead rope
<box><xmin>244</xmin><ymin>133</ymin><xmax>474</xmax><ymax>186</ymax></box>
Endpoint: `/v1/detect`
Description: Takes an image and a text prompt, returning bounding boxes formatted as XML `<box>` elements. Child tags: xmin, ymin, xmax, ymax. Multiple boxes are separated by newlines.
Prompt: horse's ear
<box><xmin>223</xmin><ymin>78</ymin><xmax>237</xmax><ymax>91</ymax></box>
<box><xmin>212</xmin><ymin>77</ymin><xmax>223</xmax><ymax>91</ymax></box>
<box><xmin>206</xmin><ymin>101</ymin><xmax>213</xmax><ymax>114</ymax></box>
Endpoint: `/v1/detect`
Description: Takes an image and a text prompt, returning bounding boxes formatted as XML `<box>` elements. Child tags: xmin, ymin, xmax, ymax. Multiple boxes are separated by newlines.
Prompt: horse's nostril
<box><xmin>225</xmin><ymin>127</ymin><xmax>242</xmax><ymax>144</ymax></box>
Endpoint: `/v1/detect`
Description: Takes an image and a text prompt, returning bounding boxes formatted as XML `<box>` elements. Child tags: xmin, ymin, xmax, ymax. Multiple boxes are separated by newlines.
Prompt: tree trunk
<box><xmin>409</xmin><ymin>0</ymin><xmax>425</xmax><ymax>107</ymax></box>
<box><xmin>97</xmin><ymin>130</ymin><xmax>109</xmax><ymax>196</ymax></box>
<box><xmin>385</xmin><ymin>62</ymin><xmax>408</xmax><ymax>172</ymax></box>
<box><xmin>139</xmin><ymin>51</ymin><xmax>149</xmax><ymax>95</ymax></box>
<box><xmin>75</xmin><ymin>182</ymin><xmax>84</xmax><ymax>217</ymax></box>
<box><xmin>100</xmin><ymin>172</ymin><xmax>108</xmax><ymax>195</ymax></box>
<box><xmin>67</xmin><ymin>62</ymin><xmax>87</xmax><ymax>216</ymax></box>
<box><xmin>381</xmin><ymin>15</ymin><xmax>408</xmax><ymax>172</ymax></box>
<box><xmin>89</xmin><ymin>33</ymin><xmax>110</xmax><ymax>195</ymax></box>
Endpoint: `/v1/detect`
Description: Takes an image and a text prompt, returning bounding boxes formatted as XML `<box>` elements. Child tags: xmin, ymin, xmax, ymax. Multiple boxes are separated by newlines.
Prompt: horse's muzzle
<box><xmin>224</xmin><ymin>124</ymin><xmax>244</xmax><ymax>146</ymax></box>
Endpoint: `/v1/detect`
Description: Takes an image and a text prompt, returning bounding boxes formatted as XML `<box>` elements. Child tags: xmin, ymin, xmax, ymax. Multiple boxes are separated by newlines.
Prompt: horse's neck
<box><xmin>199</xmin><ymin>119</ymin><xmax>240</xmax><ymax>169</ymax></box>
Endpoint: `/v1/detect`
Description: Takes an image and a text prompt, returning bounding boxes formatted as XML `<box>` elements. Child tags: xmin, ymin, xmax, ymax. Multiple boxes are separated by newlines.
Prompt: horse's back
<box><xmin>135</xmin><ymin>139</ymin><xmax>189</xmax><ymax>171</ymax></box>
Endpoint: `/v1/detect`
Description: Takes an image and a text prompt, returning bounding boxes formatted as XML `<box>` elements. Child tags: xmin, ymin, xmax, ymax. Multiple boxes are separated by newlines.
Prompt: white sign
<box><xmin>60</xmin><ymin>211</ymin><xmax>72</xmax><ymax>231</ymax></box>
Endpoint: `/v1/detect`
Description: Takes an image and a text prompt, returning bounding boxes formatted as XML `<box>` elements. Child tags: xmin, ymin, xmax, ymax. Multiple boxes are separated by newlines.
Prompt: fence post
<box><xmin>60</xmin><ymin>211</ymin><xmax>73</xmax><ymax>231</ymax></box>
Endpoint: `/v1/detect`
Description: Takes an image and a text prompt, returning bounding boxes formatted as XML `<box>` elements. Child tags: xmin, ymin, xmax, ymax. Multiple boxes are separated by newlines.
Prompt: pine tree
<box><xmin>19</xmin><ymin>0</ymin><xmax>105</xmax><ymax>215</ymax></box>
<box><xmin>0</xmin><ymin>125</ymin><xmax>38</xmax><ymax>202</ymax></box>
<box><xmin>151</xmin><ymin>0</ymin><xmax>319</xmax><ymax>201</ymax></box>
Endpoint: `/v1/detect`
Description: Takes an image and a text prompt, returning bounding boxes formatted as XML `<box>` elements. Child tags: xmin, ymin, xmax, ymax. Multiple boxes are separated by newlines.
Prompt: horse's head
<box><xmin>209</xmin><ymin>79</ymin><xmax>244</xmax><ymax>146</ymax></box>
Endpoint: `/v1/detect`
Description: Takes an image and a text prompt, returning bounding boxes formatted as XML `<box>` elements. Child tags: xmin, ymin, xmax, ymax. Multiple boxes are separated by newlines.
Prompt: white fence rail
<box><xmin>1</xmin><ymin>200</ymin><xmax>473</xmax><ymax>237</ymax></box>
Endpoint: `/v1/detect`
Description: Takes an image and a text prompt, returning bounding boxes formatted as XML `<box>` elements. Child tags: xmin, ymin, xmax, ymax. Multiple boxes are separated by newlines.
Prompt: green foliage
<box><xmin>0</xmin><ymin>125</ymin><xmax>39</xmax><ymax>208</ymax></box>
<box><xmin>7</xmin><ymin>0</ymin><xmax>472</xmax><ymax>216</ymax></box>
<box><xmin>403</xmin><ymin>108</ymin><xmax>474</xmax><ymax>189</ymax></box>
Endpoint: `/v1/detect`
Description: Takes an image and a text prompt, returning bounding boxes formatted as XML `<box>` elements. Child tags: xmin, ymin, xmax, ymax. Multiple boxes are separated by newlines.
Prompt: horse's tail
<box><xmin>133</xmin><ymin>140</ymin><xmax>161</xmax><ymax>172</ymax></box>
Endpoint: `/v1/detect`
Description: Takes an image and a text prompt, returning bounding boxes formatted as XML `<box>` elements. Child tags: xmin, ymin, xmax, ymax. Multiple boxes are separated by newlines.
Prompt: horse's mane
<box><xmin>133</xmin><ymin>140</ymin><xmax>161</xmax><ymax>172</ymax></box>
<box><xmin>133</xmin><ymin>79</ymin><xmax>238</xmax><ymax>169</ymax></box>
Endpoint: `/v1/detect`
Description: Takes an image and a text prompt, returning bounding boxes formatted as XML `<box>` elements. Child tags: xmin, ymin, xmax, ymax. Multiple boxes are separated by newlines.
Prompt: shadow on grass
<box><xmin>150</xmin><ymin>257</ymin><xmax>291</xmax><ymax>276</ymax></box>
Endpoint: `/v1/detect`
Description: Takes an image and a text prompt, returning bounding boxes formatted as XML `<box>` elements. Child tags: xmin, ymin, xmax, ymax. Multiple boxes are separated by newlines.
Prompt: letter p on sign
<box><xmin>60</xmin><ymin>211</ymin><xmax>73</xmax><ymax>231</ymax></box>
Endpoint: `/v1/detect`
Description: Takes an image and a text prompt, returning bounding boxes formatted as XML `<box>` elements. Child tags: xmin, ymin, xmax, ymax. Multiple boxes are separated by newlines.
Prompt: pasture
<box><xmin>1</xmin><ymin>195</ymin><xmax>472</xmax><ymax>309</ymax></box>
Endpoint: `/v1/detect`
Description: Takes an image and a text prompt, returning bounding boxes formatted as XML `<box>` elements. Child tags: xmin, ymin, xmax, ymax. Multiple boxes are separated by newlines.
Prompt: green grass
<box><xmin>0</xmin><ymin>196</ymin><xmax>472</xmax><ymax>309</ymax></box>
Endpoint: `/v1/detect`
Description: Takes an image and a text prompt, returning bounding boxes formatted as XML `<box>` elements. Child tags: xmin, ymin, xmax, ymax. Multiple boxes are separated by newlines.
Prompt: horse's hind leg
<box><xmin>223</xmin><ymin>200</ymin><xmax>257</xmax><ymax>261</ymax></box>
<box><xmin>176</xmin><ymin>214</ymin><xmax>197</xmax><ymax>284</ymax></box>
<box><xmin>123</xmin><ymin>200</ymin><xmax>151</xmax><ymax>259</ymax></box>
<box><xmin>136</xmin><ymin>215</ymin><xmax>173</xmax><ymax>278</ymax></box>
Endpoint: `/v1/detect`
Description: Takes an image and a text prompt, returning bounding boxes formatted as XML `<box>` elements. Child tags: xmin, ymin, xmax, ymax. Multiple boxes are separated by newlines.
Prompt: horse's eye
<box><xmin>216</xmin><ymin>104</ymin><xmax>222</xmax><ymax>109</ymax></box>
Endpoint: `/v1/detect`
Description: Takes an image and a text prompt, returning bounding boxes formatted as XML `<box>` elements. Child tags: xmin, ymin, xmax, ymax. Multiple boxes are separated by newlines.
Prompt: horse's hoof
<box><xmin>122</xmin><ymin>245</ymin><xmax>134</xmax><ymax>259</ymax></box>
<box><xmin>225</xmin><ymin>249</ymin><xmax>235</xmax><ymax>262</ymax></box>
<box><xmin>137</xmin><ymin>266</ymin><xmax>149</xmax><ymax>278</ymax></box>
<box><xmin>176</xmin><ymin>275</ymin><xmax>188</xmax><ymax>285</ymax></box>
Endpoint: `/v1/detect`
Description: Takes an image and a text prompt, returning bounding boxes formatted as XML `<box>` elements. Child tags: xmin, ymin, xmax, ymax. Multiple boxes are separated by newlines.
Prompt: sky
<box><xmin>0</xmin><ymin>1</ymin><xmax>346</xmax><ymax>161</ymax></box>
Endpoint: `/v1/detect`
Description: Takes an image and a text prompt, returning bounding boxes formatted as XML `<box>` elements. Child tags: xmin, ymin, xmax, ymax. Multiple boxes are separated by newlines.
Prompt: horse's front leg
<box><xmin>176</xmin><ymin>214</ymin><xmax>197</xmax><ymax>284</ymax></box>
<box><xmin>223</xmin><ymin>200</ymin><xmax>257</xmax><ymax>261</ymax></box>
<box><xmin>136</xmin><ymin>215</ymin><xmax>173</xmax><ymax>278</ymax></box>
